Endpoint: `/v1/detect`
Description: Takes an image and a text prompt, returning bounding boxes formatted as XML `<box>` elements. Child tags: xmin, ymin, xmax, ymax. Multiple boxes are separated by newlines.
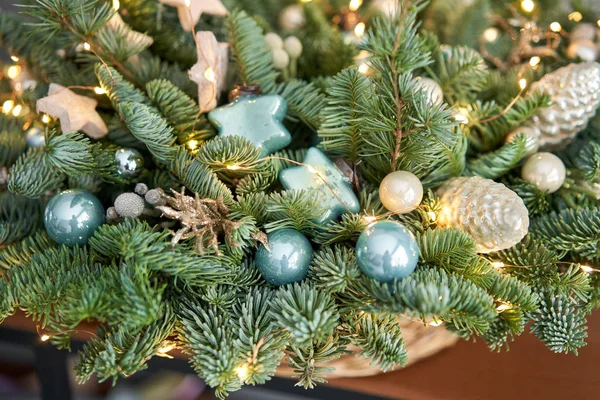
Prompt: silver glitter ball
<box><xmin>115</xmin><ymin>148</ymin><xmax>144</xmax><ymax>179</ymax></box>
<box><xmin>25</xmin><ymin>127</ymin><xmax>45</xmax><ymax>147</ymax></box>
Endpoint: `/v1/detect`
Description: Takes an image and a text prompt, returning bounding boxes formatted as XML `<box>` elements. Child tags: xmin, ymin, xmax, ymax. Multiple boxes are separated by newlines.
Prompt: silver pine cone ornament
<box><xmin>436</xmin><ymin>177</ymin><xmax>529</xmax><ymax>253</ymax></box>
<box><xmin>526</xmin><ymin>62</ymin><xmax>600</xmax><ymax>150</ymax></box>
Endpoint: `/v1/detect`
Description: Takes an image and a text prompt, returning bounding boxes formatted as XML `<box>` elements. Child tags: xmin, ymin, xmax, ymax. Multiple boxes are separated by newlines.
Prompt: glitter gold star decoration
<box><xmin>36</xmin><ymin>83</ymin><xmax>108</xmax><ymax>139</ymax></box>
<box><xmin>158</xmin><ymin>0</ymin><xmax>227</xmax><ymax>32</ymax></box>
<box><xmin>189</xmin><ymin>31</ymin><xmax>228</xmax><ymax>113</ymax></box>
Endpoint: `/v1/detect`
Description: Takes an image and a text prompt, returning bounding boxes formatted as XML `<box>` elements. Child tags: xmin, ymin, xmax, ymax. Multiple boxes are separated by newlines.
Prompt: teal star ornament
<box><xmin>279</xmin><ymin>147</ymin><xmax>360</xmax><ymax>223</ymax></box>
<box><xmin>208</xmin><ymin>94</ymin><xmax>292</xmax><ymax>157</ymax></box>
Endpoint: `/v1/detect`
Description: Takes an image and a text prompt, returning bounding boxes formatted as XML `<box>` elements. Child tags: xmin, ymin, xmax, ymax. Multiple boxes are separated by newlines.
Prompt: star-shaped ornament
<box><xmin>279</xmin><ymin>147</ymin><xmax>360</xmax><ymax>223</ymax></box>
<box><xmin>189</xmin><ymin>31</ymin><xmax>228</xmax><ymax>113</ymax></box>
<box><xmin>36</xmin><ymin>84</ymin><xmax>108</xmax><ymax>139</ymax></box>
<box><xmin>106</xmin><ymin>13</ymin><xmax>154</xmax><ymax>51</ymax></box>
<box><xmin>159</xmin><ymin>0</ymin><xmax>227</xmax><ymax>32</ymax></box>
<box><xmin>208</xmin><ymin>94</ymin><xmax>291</xmax><ymax>157</ymax></box>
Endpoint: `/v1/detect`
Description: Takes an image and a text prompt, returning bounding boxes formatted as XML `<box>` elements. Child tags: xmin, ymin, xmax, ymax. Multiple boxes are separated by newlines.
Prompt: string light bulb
<box><xmin>307</xmin><ymin>166</ymin><xmax>317</xmax><ymax>174</ymax></box>
<box><xmin>204</xmin><ymin>67</ymin><xmax>216</xmax><ymax>83</ymax></box>
<box><xmin>184</xmin><ymin>0</ymin><xmax>191</xmax><ymax>6</ymax></box>
<box><xmin>568</xmin><ymin>11</ymin><xmax>582</xmax><ymax>22</ymax></box>
<box><xmin>83</xmin><ymin>42</ymin><xmax>91</xmax><ymax>51</ymax></box>
<box><xmin>429</xmin><ymin>320</ymin><xmax>443</xmax><ymax>327</ymax></box>
<box><xmin>10</xmin><ymin>55</ymin><xmax>18</xmax><ymax>62</ymax></box>
<box><xmin>158</xmin><ymin>344</ymin><xmax>174</xmax><ymax>353</ymax></box>
<box><xmin>112</xmin><ymin>0</ymin><xmax>120</xmax><ymax>10</ymax></box>
<box><xmin>491</xmin><ymin>261</ymin><xmax>505</xmax><ymax>269</ymax></box>
<box><xmin>496</xmin><ymin>303</ymin><xmax>511</xmax><ymax>312</ymax></box>
<box><xmin>454</xmin><ymin>112</ymin><xmax>469</xmax><ymax>124</ymax></box>
<box><xmin>364</xmin><ymin>215</ymin><xmax>377</xmax><ymax>223</ymax></box>
<box><xmin>187</xmin><ymin>140</ymin><xmax>199</xmax><ymax>150</ymax></box>
<box><xmin>358</xmin><ymin>63</ymin><xmax>369</xmax><ymax>74</ymax></box>
<box><xmin>549</xmin><ymin>22</ymin><xmax>562</xmax><ymax>32</ymax></box>
<box><xmin>581</xmin><ymin>265</ymin><xmax>594</xmax><ymax>273</ymax></box>
<box><xmin>236</xmin><ymin>365</ymin><xmax>250</xmax><ymax>381</ymax></box>
<box><xmin>2</xmin><ymin>100</ymin><xmax>14</xmax><ymax>114</ymax></box>
<box><xmin>12</xmin><ymin>104</ymin><xmax>22</xmax><ymax>116</ymax></box>
<box><xmin>520</xmin><ymin>0</ymin><xmax>535</xmax><ymax>13</ymax></box>
<box><xmin>227</xmin><ymin>164</ymin><xmax>241</xmax><ymax>170</ymax></box>
<box><xmin>40</xmin><ymin>334</ymin><xmax>50</xmax><ymax>342</ymax></box>
<box><xmin>349</xmin><ymin>0</ymin><xmax>362</xmax><ymax>11</ymax></box>
<box><xmin>428</xmin><ymin>211</ymin><xmax>437</xmax><ymax>222</ymax></box>
<box><xmin>7</xmin><ymin>65</ymin><xmax>21</xmax><ymax>80</ymax></box>
<box><xmin>354</xmin><ymin>22</ymin><xmax>366</xmax><ymax>38</ymax></box>
<box><xmin>529</xmin><ymin>56</ymin><xmax>541</xmax><ymax>67</ymax></box>
<box><xmin>518</xmin><ymin>79</ymin><xmax>527</xmax><ymax>90</ymax></box>
<box><xmin>597</xmin><ymin>20</ymin><xmax>600</xmax><ymax>28</ymax></box>
<box><xmin>94</xmin><ymin>87</ymin><xmax>106</xmax><ymax>95</ymax></box>
<box><xmin>42</xmin><ymin>114</ymin><xmax>51</xmax><ymax>124</ymax></box>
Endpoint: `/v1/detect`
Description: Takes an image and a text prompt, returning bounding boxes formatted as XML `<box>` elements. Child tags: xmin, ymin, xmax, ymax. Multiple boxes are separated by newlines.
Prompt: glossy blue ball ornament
<box><xmin>44</xmin><ymin>189</ymin><xmax>105</xmax><ymax>246</ymax></box>
<box><xmin>355</xmin><ymin>221</ymin><xmax>419</xmax><ymax>282</ymax></box>
<box><xmin>255</xmin><ymin>229</ymin><xmax>313</xmax><ymax>286</ymax></box>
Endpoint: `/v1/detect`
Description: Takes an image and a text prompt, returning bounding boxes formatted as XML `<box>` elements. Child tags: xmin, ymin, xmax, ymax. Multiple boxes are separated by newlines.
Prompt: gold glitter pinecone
<box><xmin>526</xmin><ymin>62</ymin><xmax>600</xmax><ymax>150</ymax></box>
<box><xmin>436</xmin><ymin>177</ymin><xmax>529</xmax><ymax>253</ymax></box>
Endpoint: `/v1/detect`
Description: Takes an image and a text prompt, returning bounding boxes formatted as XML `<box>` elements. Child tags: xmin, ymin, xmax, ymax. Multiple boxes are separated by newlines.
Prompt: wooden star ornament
<box><xmin>189</xmin><ymin>31</ymin><xmax>228</xmax><ymax>113</ymax></box>
<box><xmin>106</xmin><ymin>13</ymin><xmax>154</xmax><ymax>51</ymax></box>
<box><xmin>159</xmin><ymin>0</ymin><xmax>227</xmax><ymax>32</ymax></box>
<box><xmin>36</xmin><ymin>84</ymin><xmax>108</xmax><ymax>139</ymax></box>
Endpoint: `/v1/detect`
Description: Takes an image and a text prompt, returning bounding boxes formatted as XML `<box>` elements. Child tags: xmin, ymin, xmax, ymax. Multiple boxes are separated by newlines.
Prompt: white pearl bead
<box><xmin>264</xmin><ymin>33</ymin><xmax>284</xmax><ymax>49</ymax></box>
<box><xmin>379</xmin><ymin>171</ymin><xmax>423</xmax><ymax>213</ymax></box>
<box><xmin>505</xmin><ymin>126</ymin><xmax>540</xmax><ymax>155</ymax></box>
<box><xmin>415</xmin><ymin>77</ymin><xmax>444</xmax><ymax>106</ymax></box>
<box><xmin>279</xmin><ymin>5</ymin><xmax>305</xmax><ymax>31</ymax></box>
<box><xmin>272</xmin><ymin>48</ymin><xmax>290</xmax><ymax>70</ymax></box>
<box><xmin>283</xmin><ymin>36</ymin><xmax>303</xmax><ymax>58</ymax></box>
<box><xmin>521</xmin><ymin>152</ymin><xmax>566</xmax><ymax>193</ymax></box>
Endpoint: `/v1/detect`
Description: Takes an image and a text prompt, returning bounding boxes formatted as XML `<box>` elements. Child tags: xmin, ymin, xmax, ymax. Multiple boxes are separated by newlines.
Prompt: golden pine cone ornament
<box><xmin>436</xmin><ymin>177</ymin><xmax>529</xmax><ymax>253</ymax></box>
<box><xmin>527</xmin><ymin>62</ymin><xmax>600</xmax><ymax>150</ymax></box>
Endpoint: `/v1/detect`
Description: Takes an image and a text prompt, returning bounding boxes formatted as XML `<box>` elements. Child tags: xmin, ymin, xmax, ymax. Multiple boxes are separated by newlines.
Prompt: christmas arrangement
<box><xmin>1</xmin><ymin>0</ymin><xmax>600</xmax><ymax>397</ymax></box>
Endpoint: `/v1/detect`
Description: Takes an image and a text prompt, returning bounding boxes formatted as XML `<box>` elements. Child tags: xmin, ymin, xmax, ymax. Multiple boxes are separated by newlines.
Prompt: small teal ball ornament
<box><xmin>255</xmin><ymin>229</ymin><xmax>313</xmax><ymax>286</ymax></box>
<box><xmin>355</xmin><ymin>221</ymin><xmax>419</xmax><ymax>282</ymax></box>
<box><xmin>115</xmin><ymin>148</ymin><xmax>144</xmax><ymax>180</ymax></box>
<box><xmin>44</xmin><ymin>189</ymin><xmax>105</xmax><ymax>246</ymax></box>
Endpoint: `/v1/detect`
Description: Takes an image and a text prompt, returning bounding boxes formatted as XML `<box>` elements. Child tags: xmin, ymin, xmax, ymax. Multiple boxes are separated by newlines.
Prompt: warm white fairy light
<box><xmin>40</xmin><ymin>334</ymin><xmax>50</xmax><ymax>342</ymax></box>
<box><xmin>428</xmin><ymin>211</ymin><xmax>437</xmax><ymax>222</ymax></box>
<box><xmin>10</xmin><ymin>55</ymin><xmax>18</xmax><ymax>62</ymax></box>
<box><xmin>349</xmin><ymin>0</ymin><xmax>362</xmax><ymax>11</ymax></box>
<box><xmin>581</xmin><ymin>265</ymin><xmax>594</xmax><ymax>273</ymax></box>
<box><xmin>364</xmin><ymin>215</ymin><xmax>377</xmax><ymax>223</ymax></box>
<box><xmin>158</xmin><ymin>344</ymin><xmax>174</xmax><ymax>353</ymax></box>
<box><xmin>597</xmin><ymin>20</ymin><xmax>600</xmax><ymax>28</ymax></box>
<box><xmin>496</xmin><ymin>303</ymin><xmax>511</xmax><ymax>312</ymax></box>
<box><xmin>42</xmin><ymin>114</ymin><xmax>51</xmax><ymax>124</ymax></box>
<box><xmin>354</xmin><ymin>22</ymin><xmax>366</xmax><ymax>38</ymax></box>
<box><xmin>83</xmin><ymin>42</ymin><xmax>91</xmax><ymax>51</ymax></box>
<box><xmin>236</xmin><ymin>365</ymin><xmax>250</xmax><ymax>381</ymax></box>
<box><xmin>184</xmin><ymin>0</ymin><xmax>191</xmax><ymax>6</ymax></box>
<box><xmin>568</xmin><ymin>11</ymin><xmax>582</xmax><ymax>22</ymax></box>
<box><xmin>94</xmin><ymin>87</ymin><xmax>106</xmax><ymax>95</ymax></box>
<box><xmin>307</xmin><ymin>166</ymin><xmax>317</xmax><ymax>174</ymax></box>
<box><xmin>227</xmin><ymin>164</ymin><xmax>241</xmax><ymax>170</ymax></box>
<box><xmin>358</xmin><ymin>63</ymin><xmax>369</xmax><ymax>74</ymax></box>
<box><xmin>429</xmin><ymin>320</ymin><xmax>443</xmax><ymax>327</ymax></box>
<box><xmin>112</xmin><ymin>0</ymin><xmax>120</xmax><ymax>10</ymax></box>
<box><xmin>7</xmin><ymin>65</ymin><xmax>20</xmax><ymax>80</ymax></box>
<box><xmin>454</xmin><ymin>112</ymin><xmax>469</xmax><ymax>124</ymax></box>
<box><xmin>549</xmin><ymin>22</ymin><xmax>562</xmax><ymax>32</ymax></box>
<box><xmin>204</xmin><ymin>67</ymin><xmax>216</xmax><ymax>83</ymax></box>
<box><xmin>518</xmin><ymin>78</ymin><xmax>527</xmax><ymax>90</ymax></box>
<box><xmin>529</xmin><ymin>56</ymin><xmax>541</xmax><ymax>67</ymax></box>
<box><xmin>491</xmin><ymin>261</ymin><xmax>505</xmax><ymax>269</ymax></box>
<box><xmin>187</xmin><ymin>140</ymin><xmax>199</xmax><ymax>150</ymax></box>
<box><xmin>520</xmin><ymin>0</ymin><xmax>535</xmax><ymax>13</ymax></box>
<box><xmin>12</xmin><ymin>104</ymin><xmax>22</xmax><ymax>116</ymax></box>
<box><xmin>483</xmin><ymin>27</ymin><xmax>499</xmax><ymax>43</ymax></box>
<box><xmin>2</xmin><ymin>100</ymin><xmax>14</xmax><ymax>114</ymax></box>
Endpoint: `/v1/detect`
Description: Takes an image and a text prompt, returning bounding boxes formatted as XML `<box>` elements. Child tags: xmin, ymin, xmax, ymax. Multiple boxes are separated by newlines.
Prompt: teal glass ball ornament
<box><xmin>25</xmin><ymin>126</ymin><xmax>45</xmax><ymax>147</ymax></box>
<box><xmin>255</xmin><ymin>229</ymin><xmax>313</xmax><ymax>286</ymax></box>
<box><xmin>44</xmin><ymin>189</ymin><xmax>105</xmax><ymax>246</ymax></box>
<box><xmin>355</xmin><ymin>221</ymin><xmax>419</xmax><ymax>282</ymax></box>
<box><xmin>115</xmin><ymin>148</ymin><xmax>144</xmax><ymax>180</ymax></box>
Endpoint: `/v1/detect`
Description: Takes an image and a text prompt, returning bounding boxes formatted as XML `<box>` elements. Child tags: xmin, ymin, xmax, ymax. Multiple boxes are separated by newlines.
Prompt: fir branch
<box><xmin>532</xmin><ymin>208</ymin><xmax>600</xmax><ymax>253</ymax></box>
<box><xmin>0</xmin><ymin>115</ymin><xmax>26</xmax><ymax>167</ymax></box>
<box><xmin>145</xmin><ymin>79</ymin><xmax>204</xmax><ymax>134</ymax></box>
<box><xmin>45</xmin><ymin>132</ymin><xmax>97</xmax><ymax>177</ymax></box>
<box><xmin>275</xmin><ymin>80</ymin><xmax>326</xmax><ymax>131</ymax></box>
<box><xmin>0</xmin><ymin>192</ymin><xmax>45</xmax><ymax>246</ymax></box>
<box><xmin>308</xmin><ymin>245</ymin><xmax>361</xmax><ymax>294</ymax></box>
<box><xmin>0</xmin><ymin>230</ymin><xmax>54</xmax><ymax>271</ymax></box>
<box><xmin>465</xmin><ymin>134</ymin><xmax>528</xmax><ymax>179</ymax></box>
<box><xmin>264</xmin><ymin>190</ymin><xmax>326</xmax><ymax>234</ymax></box>
<box><xmin>270</xmin><ymin>283</ymin><xmax>340</xmax><ymax>348</ymax></box>
<box><xmin>7</xmin><ymin>147</ymin><xmax>65</xmax><ymax>198</ymax></box>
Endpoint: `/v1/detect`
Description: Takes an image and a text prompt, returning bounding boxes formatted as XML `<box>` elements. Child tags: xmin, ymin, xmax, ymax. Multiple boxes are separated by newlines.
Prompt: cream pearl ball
<box><xmin>379</xmin><ymin>171</ymin><xmax>424</xmax><ymax>214</ymax></box>
<box><xmin>272</xmin><ymin>48</ymin><xmax>290</xmax><ymax>70</ymax></box>
<box><xmin>415</xmin><ymin>77</ymin><xmax>444</xmax><ymax>106</ymax></box>
<box><xmin>283</xmin><ymin>36</ymin><xmax>303</xmax><ymax>58</ymax></box>
<box><xmin>264</xmin><ymin>32</ymin><xmax>284</xmax><ymax>49</ymax></box>
<box><xmin>505</xmin><ymin>126</ymin><xmax>540</xmax><ymax>155</ymax></box>
<box><xmin>521</xmin><ymin>152</ymin><xmax>566</xmax><ymax>193</ymax></box>
<box><xmin>279</xmin><ymin>5</ymin><xmax>305</xmax><ymax>32</ymax></box>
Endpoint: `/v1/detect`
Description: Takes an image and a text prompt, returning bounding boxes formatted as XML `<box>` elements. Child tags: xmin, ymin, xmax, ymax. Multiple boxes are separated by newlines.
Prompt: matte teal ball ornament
<box><xmin>356</xmin><ymin>221</ymin><xmax>419</xmax><ymax>282</ymax></box>
<box><xmin>255</xmin><ymin>229</ymin><xmax>313</xmax><ymax>286</ymax></box>
<box><xmin>44</xmin><ymin>189</ymin><xmax>105</xmax><ymax>246</ymax></box>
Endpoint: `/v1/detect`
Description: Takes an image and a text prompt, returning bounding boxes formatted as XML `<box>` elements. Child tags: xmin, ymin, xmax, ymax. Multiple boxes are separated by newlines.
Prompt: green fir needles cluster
<box><xmin>1</xmin><ymin>0</ymin><xmax>600</xmax><ymax>398</ymax></box>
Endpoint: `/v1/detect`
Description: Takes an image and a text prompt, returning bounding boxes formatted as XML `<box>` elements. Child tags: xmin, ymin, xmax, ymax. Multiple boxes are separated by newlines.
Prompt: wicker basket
<box><xmin>276</xmin><ymin>318</ymin><xmax>458</xmax><ymax>378</ymax></box>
